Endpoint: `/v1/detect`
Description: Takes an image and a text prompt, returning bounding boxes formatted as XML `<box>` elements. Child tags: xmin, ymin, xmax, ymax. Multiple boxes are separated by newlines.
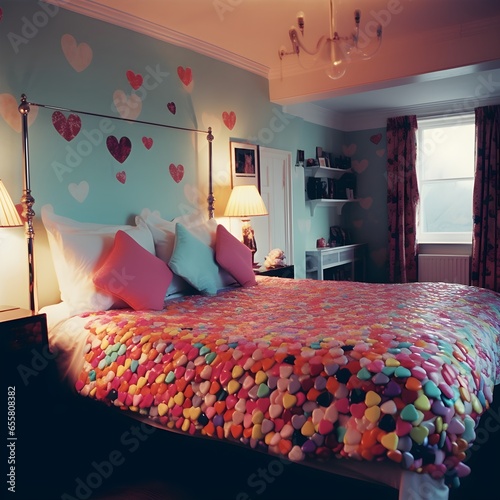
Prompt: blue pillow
<box><xmin>168</xmin><ymin>223</ymin><xmax>220</xmax><ymax>295</ymax></box>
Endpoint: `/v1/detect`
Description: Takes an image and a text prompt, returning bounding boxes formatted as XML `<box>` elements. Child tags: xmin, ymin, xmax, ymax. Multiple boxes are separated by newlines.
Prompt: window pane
<box><xmin>419</xmin><ymin>123</ymin><xmax>475</xmax><ymax>180</ymax></box>
<box><xmin>420</xmin><ymin>179</ymin><xmax>473</xmax><ymax>233</ymax></box>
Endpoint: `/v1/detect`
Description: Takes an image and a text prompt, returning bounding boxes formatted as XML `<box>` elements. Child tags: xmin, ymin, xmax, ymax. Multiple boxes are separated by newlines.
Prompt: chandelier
<box><xmin>278</xmin><ymin>0</ymin><xmax>383</xmax><ymax>79</ymax></box>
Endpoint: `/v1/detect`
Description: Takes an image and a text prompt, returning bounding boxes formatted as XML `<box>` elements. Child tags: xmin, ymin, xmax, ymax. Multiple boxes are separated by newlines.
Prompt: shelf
<box><xmin>303</xmin><ymin>166</ymin><xmax>352</xmax><ymax>179</ymax></box>
<box><xmin>307</xmin><ymin>198</ymin><xmax>356</xmax><ymax>216</ymax></box>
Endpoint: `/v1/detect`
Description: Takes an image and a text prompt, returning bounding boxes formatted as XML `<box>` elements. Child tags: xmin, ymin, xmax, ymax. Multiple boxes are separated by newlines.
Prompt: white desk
<box><xmin>305</xmin><ymin>244</ymin><xmax>366</xmax><ymax>281</ymax></box>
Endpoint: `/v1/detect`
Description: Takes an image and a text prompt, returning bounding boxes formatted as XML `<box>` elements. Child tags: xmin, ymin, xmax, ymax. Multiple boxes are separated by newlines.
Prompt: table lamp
<box><xmin>224</xmin><ymin>185</ymin><xmax>268</xmax><ymax>265</ymax></box>
<box><xmin>0</xmin><ymin>180</ymin><xmax>22</xmax><ymax>228</ymax></box>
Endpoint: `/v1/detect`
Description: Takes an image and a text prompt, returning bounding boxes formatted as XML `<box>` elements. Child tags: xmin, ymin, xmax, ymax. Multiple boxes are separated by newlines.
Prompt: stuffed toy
<box><xmin>264</xmin><ymin>248</ymin><xmax>286</xmax><ymax>269</ymax></box>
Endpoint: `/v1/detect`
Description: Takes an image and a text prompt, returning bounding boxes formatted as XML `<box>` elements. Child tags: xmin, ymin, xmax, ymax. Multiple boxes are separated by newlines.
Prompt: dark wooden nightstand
<box><xmin>0</xmin><ymin>307</ymin><xmax>59</xmax><ymax>497</ymax></box>
<box><xmin>254</xmin><ymin>265</ymin><xmax>294</xmax><ymax>278</ymax></box>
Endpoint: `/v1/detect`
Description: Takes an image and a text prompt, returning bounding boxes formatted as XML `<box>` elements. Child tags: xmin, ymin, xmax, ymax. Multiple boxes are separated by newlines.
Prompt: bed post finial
<box><xmin>18</xmin><ymin>93</ymin><xmax>38</xmax><ymax>314</ymax></box>
<box><xmin>207</xmin><ymin>127</ymin><xmax>215</xmax><ymax>219</ymax></box>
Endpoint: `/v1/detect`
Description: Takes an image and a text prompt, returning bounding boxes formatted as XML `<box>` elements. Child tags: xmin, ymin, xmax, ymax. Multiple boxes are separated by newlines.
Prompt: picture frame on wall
<box><xmin>230</xmin><ymin>141</ymin><xmax>260</xmax><ymax>189</ymax></box>
<box><xmin>296</xmin><ymin>149</ymin><xmax>305</xmax><ymax>167</ymax></box>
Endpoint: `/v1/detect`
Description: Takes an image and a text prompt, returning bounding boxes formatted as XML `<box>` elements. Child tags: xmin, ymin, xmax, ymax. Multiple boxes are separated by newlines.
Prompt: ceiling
<box><xmin>51</xmin><ymin>0</ymin><xmax>500</xmax><ymax>126</ymax></box>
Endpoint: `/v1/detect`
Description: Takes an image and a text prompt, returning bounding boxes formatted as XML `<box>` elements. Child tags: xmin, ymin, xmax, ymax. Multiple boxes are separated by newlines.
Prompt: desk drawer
<box><xmin>338</xmin><ymin>247</ymin><xmax>355</xmax><ymax>262</ymax></box>
<box><xmin>322</xmin><ymin>251</ymin><xmax>339</xmax><ymax>266</ymax></box>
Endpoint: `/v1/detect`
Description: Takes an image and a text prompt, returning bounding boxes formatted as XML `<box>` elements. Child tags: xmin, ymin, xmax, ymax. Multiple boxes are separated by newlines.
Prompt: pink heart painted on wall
<box><xmin>342</xmin><ymin>144</ymin><xmax>356</xmax><ymax>156</ymax></box>
<box><xmin>116</xmin><ymin>171</ymin><xmax>126</xmax><ymax>184</ymax></box>
<box><xmin>61</xmin><ymin>34</ymin><xmax>92</xmax><ymax>72</ymax></box>
<box><xmin>169</xmin><ymin>163</ymin><xmax>184</xmax><ymax>183</ymax></box>
<box><xmin>52</xmin><ymin>111</ymin><xmax>81</xmax><ymax>141</ymax></box>
<box><xmin>370</xmin><ymin>133</ymin><xmax>382</xmax><ymax>145</ymax></box>
<box><xmin>167</xmin><ymin>102</ymin><xmax>176</xmax><ymax>114</ymax></box>
<box><xmin>126</xmin><ymin>70</ymin><xmax>143</xmax><ymax>90</ymax></box>
<box><xmin>142</xmin><ymin>137</ymin><xmax>153</xmax><ymax>149</ymax></box>
<box><xmin>222</xmin><ymin>111</ymin><xmax>236</xmax><ymax>130</ymax></box>
<box><xmin>352</xmin><ymin>159</ymin><xmax>368</xmax><ymax>173</ymax></box>
<box><xmin>106</xmin><ymin>136</ymin><xmax>131</xmax><ymax>163</ymax></box>
<box><xmin>177</xmin><ymin>66</ymin><xmax>192</xmax><ymax>86</ymax></box>
<box><xmin>0</xmin><ymin>93</ymin><xmax>38</xmax><ymax>132</ymax></box>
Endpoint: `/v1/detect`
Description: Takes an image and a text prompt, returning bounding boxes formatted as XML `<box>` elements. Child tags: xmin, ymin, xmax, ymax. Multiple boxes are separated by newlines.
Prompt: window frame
<box><xmin>416</xmin><ymin>113</ymin><xmax>475</xmax><ymax>244</ymax></box>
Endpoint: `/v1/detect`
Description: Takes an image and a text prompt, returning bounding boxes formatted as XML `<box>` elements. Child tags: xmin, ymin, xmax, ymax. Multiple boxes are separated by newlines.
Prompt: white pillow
<box><xmin>138</xmin><ymin>208</ymin><xmax>236</xmax><ymax>294</ymax></box>
<box><xmin>41</xmin><ymin>205</ymin><xmax>155</xmax><ymax>315</ymax></box>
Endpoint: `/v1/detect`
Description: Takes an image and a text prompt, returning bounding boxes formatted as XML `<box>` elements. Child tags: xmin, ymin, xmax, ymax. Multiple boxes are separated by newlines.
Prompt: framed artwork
<box><xmin>296</xmin><ymin>149</ymin><xmax>305</xmax><ymax>167</ymax></box>
<box><xmin>230</xmin><ymin>141</ymin><xmax>260</xmax><ymax>189</ymax></box>
<box><xmin>318</xmin><ymin>157</ymin><xmax>327</xmax><ymax>167</ymax></box>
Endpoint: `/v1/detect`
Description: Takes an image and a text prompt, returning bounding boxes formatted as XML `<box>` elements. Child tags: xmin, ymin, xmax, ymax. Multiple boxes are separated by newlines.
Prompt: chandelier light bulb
<box><xmin>278</xmin><ymin>2</ymin><xmax>383</xmax><ymax>78</ymax></box>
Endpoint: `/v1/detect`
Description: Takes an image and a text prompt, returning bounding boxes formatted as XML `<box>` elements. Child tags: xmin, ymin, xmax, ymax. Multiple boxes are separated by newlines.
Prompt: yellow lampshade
<box><xmin>0</xmin><ymin>180</ymin><xmax>22</xmax><ymax>228</ymax></box>
<box><xmin>224</xmin><ymin>185</ymin><xmax>268</xmax><ymax>217</ymax></box>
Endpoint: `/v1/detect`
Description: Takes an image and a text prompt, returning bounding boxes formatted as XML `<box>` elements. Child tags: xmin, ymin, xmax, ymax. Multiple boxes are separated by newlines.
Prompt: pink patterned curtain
<box><xmin>386</xmin><ymin>115</ymin><xmax>419</xmax><ymax>283</ymax></box>
<box><xmin>471</xmin><ymin>105</ymin><xmax>500</xmax><ymax>292</ymax></box>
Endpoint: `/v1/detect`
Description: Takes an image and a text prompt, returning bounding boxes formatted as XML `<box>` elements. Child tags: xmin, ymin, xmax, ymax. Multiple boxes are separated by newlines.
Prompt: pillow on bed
<box><xmin>93</xmin><ymin>230</ymin><xmax>172</xmax><ymax>310</ymax></box>
<box><xmin>136</xmin><ymin>209</ymin><xmax>190</xmax><ymax>298</ymax></box>
<box><xmin>41</xmin><ymin>205</ymin><xmax>155</xmax><ymax>315</ymax></box>
<box><xmin>168</xmin><ymin>223</ymin><xmax>221</xmax><ymax>295</ymax></box>
<box><xmin>215</xmin><ymin>225</ymin><xmax>257</xmax><ymax>287</ymax></box>
<box><xmin>138</xmin><ymin>208</ymin><xmax>236</xmax><ymax>293</ymax></box>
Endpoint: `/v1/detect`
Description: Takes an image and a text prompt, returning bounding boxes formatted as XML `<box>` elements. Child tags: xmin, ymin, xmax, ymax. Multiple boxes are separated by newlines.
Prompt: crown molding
<box><xmin>285</xmin><ymin>94</ymin><xmax>500</xmax><ymax>132</ymax></box>
<box><xmin>46</xmin><ymin>0</ymin><xmax>270</xmax><ymax>78</ymax></box>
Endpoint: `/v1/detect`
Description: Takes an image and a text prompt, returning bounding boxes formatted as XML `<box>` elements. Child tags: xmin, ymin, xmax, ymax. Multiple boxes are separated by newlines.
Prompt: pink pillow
<box><xmin>215</xmin><ymin>225</ymin><xmax>257</xmax><ymax>287</ymax></box>
<box><xmin>93</xmin><ymin>230</ymin><xmax>173</xmax><ymax>310</ymax></box>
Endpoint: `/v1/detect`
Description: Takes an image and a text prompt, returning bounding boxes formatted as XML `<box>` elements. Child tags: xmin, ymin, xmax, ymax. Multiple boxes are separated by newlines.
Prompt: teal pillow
<box><xmin>168</xmin><ymin>223</ymin><xmax>220</xmax><ymax>295</ymax></box>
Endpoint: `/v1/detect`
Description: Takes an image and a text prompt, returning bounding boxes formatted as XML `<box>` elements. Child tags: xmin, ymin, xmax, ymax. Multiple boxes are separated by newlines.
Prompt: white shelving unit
<box><xmin>304</xmin><ymin>166</ymin><xmax>357</xmax><ymax>215</ymax></box>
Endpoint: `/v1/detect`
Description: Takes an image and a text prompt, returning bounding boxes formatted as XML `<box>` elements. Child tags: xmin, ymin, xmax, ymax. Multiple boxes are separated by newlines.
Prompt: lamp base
<box><xmin>241</xmin><ymin>218</ymin><xmax>257</xmax><ymax>265</ymax></box>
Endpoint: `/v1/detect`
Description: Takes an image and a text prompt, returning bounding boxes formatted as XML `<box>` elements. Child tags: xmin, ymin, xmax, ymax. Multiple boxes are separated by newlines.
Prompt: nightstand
<box><xmin>254</xmin><ymin>265</ymin><xmax>294</xmax><ymax>278</ymax></box>
<box><xmin>1</xmin><ymin>306</ymin><xmax>53</xmax><ymax>403</ymax></box>
<box><xmin>0</xmin><ymin>306</ymin><xmax>59</xmax><ymax>497</ymax></box>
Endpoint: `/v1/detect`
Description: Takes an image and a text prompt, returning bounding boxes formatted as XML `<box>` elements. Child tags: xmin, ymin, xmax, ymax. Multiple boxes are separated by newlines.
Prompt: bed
<box><xmin>18</xmin><ymin>95</ymin><xmax>500</xmax><ymax>500</ymax></box>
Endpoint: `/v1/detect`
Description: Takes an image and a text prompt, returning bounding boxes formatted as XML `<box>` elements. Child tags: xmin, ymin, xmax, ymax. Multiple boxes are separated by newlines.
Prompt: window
<box><xmin>416</xmin><ymin>114</ymin><xmax>475</xmax><ymax>244</ymax></box>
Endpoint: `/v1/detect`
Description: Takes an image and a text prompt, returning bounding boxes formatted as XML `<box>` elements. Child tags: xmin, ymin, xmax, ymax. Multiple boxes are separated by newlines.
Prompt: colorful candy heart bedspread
<box><xmin>75</xmin><ymin>279</ymin><xmax>500</xmax><ymax>488</ymax></box>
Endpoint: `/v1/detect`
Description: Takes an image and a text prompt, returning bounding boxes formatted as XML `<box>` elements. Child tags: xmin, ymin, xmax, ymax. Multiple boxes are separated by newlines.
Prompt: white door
<box><xmin>253</xmin><ymin>147</ymin><xmax>294</xmax><ymax>266</ymax></box>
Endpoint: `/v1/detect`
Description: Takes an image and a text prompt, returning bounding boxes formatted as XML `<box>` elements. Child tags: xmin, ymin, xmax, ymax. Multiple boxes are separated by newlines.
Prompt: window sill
<box><xmin>417</xmin><ymin>242</ymin><xmax>472</xmax><ymax>255</ymax></box>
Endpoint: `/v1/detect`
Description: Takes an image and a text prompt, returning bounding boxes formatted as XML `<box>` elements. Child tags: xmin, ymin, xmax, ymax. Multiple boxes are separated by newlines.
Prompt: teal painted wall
<box><xmin>343</xmin><ymin>127</ymin><xmax>388</xmax><ymax>283</ymax></box>
<box><xmin>0</xmin><ymin>1</ymin><xmax>389</xmax><ymax>308</ymax></box>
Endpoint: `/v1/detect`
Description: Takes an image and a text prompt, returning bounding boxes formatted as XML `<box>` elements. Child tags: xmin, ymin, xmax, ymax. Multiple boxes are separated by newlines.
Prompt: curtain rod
<box><xmin>28</xmin><ymin>99</ymin><xmax>212</xmax><ymax>137</ymax></box>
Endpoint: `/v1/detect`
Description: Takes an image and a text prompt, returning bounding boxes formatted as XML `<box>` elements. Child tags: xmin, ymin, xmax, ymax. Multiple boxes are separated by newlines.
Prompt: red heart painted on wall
<box><xmin>0</xmin><ymin>8</ymin><xmax>3</xmax><ymax>21</ymax></box>
<box><xmin>177</xmin><ymin>66</ymin><xmax>192</xmax><ymax>86</ymax></box>
<box><xmin>222</xmin><ymin>111</ymin><xmax>236</xmax><ymax>130</ymax></box>
<box><xmin>370</xmin><ymin>133</ymin><xmax>382</xmax><ymax>145</ymax></box>
<box><xmin>106</xmin><ymin>136</ymin><xmax>132</xmax><ymax>163</ymax></box>
<box><xmin>116</xmin><ymin>171</ymin><xmax>127</xmax><ymax>184</ymax></box>
<box><xmin>167</xmin><ymin>102</ymin><xmax>176</xmax><ymax>114</ymax></box>
<box><xmin>142</xmin><ymin>137</ymin><xmax>153</xmax><ymax>149</ymax></box>
<box><xmin>126</xmin><ymin>70</ymin><xmax>143</xmax><ymax>90</ymax></box>
<box><xmin>169</xmin><ymin>163</ymin><xmax>184</xmax><ymax>183</ymax></box>
<box><xmin>52</xmin><ymin>111</ymin><xmax>81</xmax><ymax>141</ymax></box>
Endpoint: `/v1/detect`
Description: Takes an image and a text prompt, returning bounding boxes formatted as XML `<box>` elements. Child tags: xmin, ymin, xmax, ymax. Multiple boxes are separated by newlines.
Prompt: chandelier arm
<box><xmin>348</xmin><ymin>26</ymin><xmax>382</xmax><ymax>60</ymax></box>
<box><xmin>289</xmin><ymin>28</ymin><xmax>329</xmax><ymax>57</ymax></box>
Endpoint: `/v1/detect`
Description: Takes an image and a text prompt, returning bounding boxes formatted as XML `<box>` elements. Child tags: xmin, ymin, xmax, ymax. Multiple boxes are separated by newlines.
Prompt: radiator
<box><xmin>418</xmin><ymin>254</ymin><xmax>471</xmax><ymax>285</ymax></box>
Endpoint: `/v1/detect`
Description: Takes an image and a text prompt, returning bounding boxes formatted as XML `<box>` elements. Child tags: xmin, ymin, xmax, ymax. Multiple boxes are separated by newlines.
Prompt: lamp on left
<box><xmin>224</xmin><ymin>184</ymin><xmax>268</xmax><ymax>266</ymax></box>
<box><xmin>0</xmin><ymin>180</ymin><xmax>22</xmax><ymax>228</ymax></box>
